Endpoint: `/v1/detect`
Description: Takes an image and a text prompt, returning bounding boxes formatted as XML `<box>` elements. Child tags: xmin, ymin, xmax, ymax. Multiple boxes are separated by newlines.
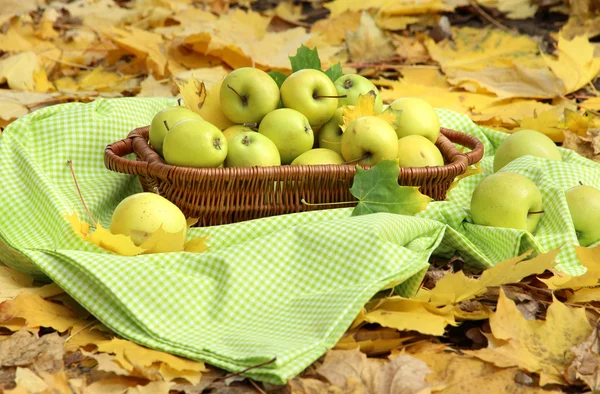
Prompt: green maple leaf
<box><xmin>350</xmin><ymin>160</ymin><xmax>432</xmax><ymax>216</ymax></box>
<box><xmin>288</xmin><ymin>45</ymin><xmax>342</xmax><ymax>83</ymax></box>
<box><xmin>268</xmin><ymin>71</ymin><xmax>288</xmax><ymax>88</ymax></box>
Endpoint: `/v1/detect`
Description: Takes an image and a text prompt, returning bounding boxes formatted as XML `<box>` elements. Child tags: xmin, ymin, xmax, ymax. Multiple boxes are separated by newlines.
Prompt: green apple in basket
<box><xmin>397</xmin><ymin>135</ymin><xmax>444</xmax><ymax>168</ymax></box>
<box><xmin>493</xmin><ymin>129</ymin><xmax>562</xmax><ymax>172</ymax></box>
<box><xmin>470</xmin><ymin>172</ymin><xmax>543</xmax><ymax>233</ymax></box>
<box><xmin>291</xmin><ymin>148</ymin><xmax>344</xmax><ymax>165</ymax></box>
<box><xmin>225</xmin><ymin>132</ymin><xmax>281</xmax><ymax>167</ymax></box>
<box><xmin>148</xmin><ymin>106</ymin><xmax>203</xmax><ymax>157</ymax></box>
<box><xmin>258</xmin><ymin>108</ymin><xmax>314</xmax><ymax>165</ymax></box>
<box><xmin>318</xmin><ymin>107</ymin><xmax>344</xmax><ymax>155</ymax></box>
<box><xmin>222</xmin><ymin>124</ymin><xmax>256</xmax><ymax>143</ymax></box>
<box><xmin>220</xmin><ymin>67</ymin><xmax>280</xmax><ymax>124</ymax></box>
<box><xmin>566</xmin><ymin>184</ymin><xmax>600</xmax><ymax>246</ymax></box>
<box><xmin>280</xmin><ymin>69</ymin><xmax>341</xmax><ymax>127</ymax></box>
<box><xmin>163</xmin><ymin>118</ymin><xmax>228</xmax><ymax>168</ymax></box>
<box><xmin>387</xmin><ymin>97</ymin><xmax>440</xmax><ymax>143</ymax></box>
<box><xmin>341</xmin><ymin>116</ymin><xmax>399</xmax><ymax>166</ymax></box>
<box><xmin>334</xmin><ymin>74</ymin><xmax>384</xmax><ymax>113</ymax></box>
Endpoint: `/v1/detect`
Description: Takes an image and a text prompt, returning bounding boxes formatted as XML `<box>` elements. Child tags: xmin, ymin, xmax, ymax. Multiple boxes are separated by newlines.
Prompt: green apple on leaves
<box><xmin>566</xmin><ymin>184</ymin><xmax>600</xmax><ymax>246</ymax></box>
<box><xmin>493</xmin><ymin>129</ymin><xmax>562</xmax><ymax>172</ymax></box>
<box><xmin>225</xmin><ymin>132</ymin><xmax>280</xmax><ymax>168</ymax></box>
<box><xmin>387</xmin><ymin>97</ymin><xmax>440</xmax><ymax>142</ymax></box>
<box><xmin>222</xmin><ymin>124</ymin><xmax>256</xmax><ymax>142</ymax></box>
<box><xmin>280</xmin><ymin>69</ymin><xmax>340</xmax><ymax>127</ymax></box>
<box><xmin>149</xmin><ymin>106</ymin><xmax>203</xmax><ymax>157</ymax></box>
<box><xmin>258</xmin><ymin>108</ymin><xmax>314</xmax><ymax>165</ymax></box>
<box><xmin>220</xmin><ymin>67</ymin><xmax>280</xmax><ymax>124</ymax></box>
<box><xmin>334</xmin><ymin>74</ymin><xmax>383</xmax><ymax>113</ymax></box>
<box><xmin>163</xmin><ymin>119</ymin><xmax>227</xmax><ymax>168</ymax></box>
<box><xmin>397</xmin><ymin>135</ymin><xmax>444</xmax><ymax>168</ymax></box>
<box><xmin>341</xmin><ymin>116</ymin><xmax>399</xmax><ymax>166</ymax></box>
<box><xmin>318</xmin><ymin>107</ymin><xmax>343</xmax><ymax>155</ymax></box>
<box><xmin>291</xmin><ymin>148</ymin><xmax>344</xmax><ymax>165</ymax></box>
<box><xmin>470</xmin><ymin>172</ymin><xmax>543</xmax><ymax>233</ymax></box>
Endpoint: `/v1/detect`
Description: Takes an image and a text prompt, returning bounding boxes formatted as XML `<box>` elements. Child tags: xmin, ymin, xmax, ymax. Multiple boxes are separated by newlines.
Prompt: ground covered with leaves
<box><xmin>2</xmin><ymin>0</ymin><xmax>600</xmax><ymax>393</ymax></box>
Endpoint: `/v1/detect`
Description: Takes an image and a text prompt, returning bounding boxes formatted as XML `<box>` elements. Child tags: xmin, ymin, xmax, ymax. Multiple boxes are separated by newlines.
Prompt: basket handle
<box><xmin>104</xmin><ymin>136</ymin><xmax>149</xmax><ymax>177</ymax></box>
<box><xmin>440</xmin><ymin>127</ymin><xmax>484</xmax><ymax>166</ymax></box>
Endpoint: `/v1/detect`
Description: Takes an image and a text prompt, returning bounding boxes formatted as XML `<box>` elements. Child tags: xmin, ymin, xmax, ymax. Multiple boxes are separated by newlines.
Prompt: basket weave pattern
<box><xmin>105</xmin><ymin>126</ymin><xmax>484</xmax><ymax>226</ymax></box>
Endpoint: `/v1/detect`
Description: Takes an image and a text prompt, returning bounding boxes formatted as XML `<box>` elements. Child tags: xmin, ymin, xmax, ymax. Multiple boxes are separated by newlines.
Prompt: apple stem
<box><xmin>343</xmin><ymin>153</ymin><xmax>371</xmax><ymax>165</ymax></box>
<box><xmin>163</xmin><ymin>120</ymin><xmax>170</xmax><ymax>131</ymax></box>
<box><xmin>227</xmin><ymin>84</ymin><xmax>248</xmax><ymax>106</ymax></box>
<box><xmin>177</xmin><ymin>98</ymin><xmax>182</xmax><ymax>106</ymax></box>
<box><xmin>301</xmin><ymin>198</ymin><xmax>356</xmax><ymax>207</ymax></box>
<box><xmin>314</xmin><ymin>94</ymin><xmax>347</xmax><ymax>99</ymax></box>
<box><xmin>528</xmin><ymin>211</ymin><xmax>544</xmax><ymax>215</ymax></box>
<box><xmin>67</xmin><ymin>160</ymin><xmax>97</xmax><ymax>227</ymax></box>
<box><xmin>579</xmin><ymin>180</ymin><xmax>584</xmax><ymax>186</ymax></box>
<box><xmin>243</xmin><ymin>122</ymin><xmax>258</xmax><ymax>131</ymax></box>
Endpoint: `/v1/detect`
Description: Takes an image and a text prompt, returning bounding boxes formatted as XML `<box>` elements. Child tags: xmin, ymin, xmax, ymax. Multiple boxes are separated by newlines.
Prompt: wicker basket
<box><xmin>105</xmin><ymin>126</ymin><xmax>484</xmax><ymax>226</ymax></box>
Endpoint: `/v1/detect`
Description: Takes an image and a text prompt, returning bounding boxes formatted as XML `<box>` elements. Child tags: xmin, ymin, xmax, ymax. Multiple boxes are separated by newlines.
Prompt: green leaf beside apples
<box><xmin>267</xmin><ymin>71</ymin><xmax>288</xmax><ymax>88</ymax></box>
<box><xmin>287</xmin><ymin>44</ymin><xmax>344</xmax><ymax>83</ymax></box>
<box><xmin>324</xmin><ymin>62</ymin><xmax>343</xmax><ymax>83</ymax></box>
<box><xmin>350</xmin><ymin>160</ymin><xmax>432</xmax><ymax>217</ymax></box>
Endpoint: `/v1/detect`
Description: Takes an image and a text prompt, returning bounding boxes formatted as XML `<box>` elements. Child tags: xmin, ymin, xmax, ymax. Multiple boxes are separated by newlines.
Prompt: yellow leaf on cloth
<box><xmin>95</xmin><ymin>338</ymin><xmax>206</xmax><ymax>382</ymax></box>
<box><xmin>0</xmin><ymin>52</ymin><xmax>45</xmax><ymax>91</ymax></box>
<box><xmin>0</xmin><ymin>266</ymin><xmax>63</xmax><ymax>302</ymax></box>
<box><xmin>104</xmin><ymin>27</ymin><xmax>168</xmax><ymax>78</ymax></box>
<box><xmin>184</xmin><ymin>236</ymin><xmax>210</xmax><ymax>254</ymax></box>
<box><xmin>542</xmin><ymin>245</ymin><xmax>600</xmax><ymax>289</ymax></box>
<box><xmin>311</xmin><ymin>11</ymin><xmax>361</xmax><ymax>46</ymax></box>
<box><xmin>406</xmin><ymin>342</ymin><xmax>563</xmax><ymax>394</ymax></box>
<box><xmin>467</xmin><ymin>288</ymin><xmax>593</xmax><ymax>386</ymax></box>
<box><xmin>543</xmin><ymin>33</ymin><xmax>600</xmax><ymax>94</ymax></box>
<box><xmin>345</xmin><ymin>11</ymin><xmax>396</xmax><ymax>63</ymax></box>
<box><xmin>87</xmin><ymin>223</ymin><xmax>147</xmax><ymax>256</ymax></box>
<box><xmin>516</xmin><ymin>111</ymin><xmax>564</xmax><ymax>142</ymax></box>
<box><xmin>363</xmin><ymin>297</ymin><xmax>457</xmax><ymax>336</ymax></box>
<box><xmin>0</xmin><ymin>293</ymin><xmax>86</xmax><ymax>332</ymax></box>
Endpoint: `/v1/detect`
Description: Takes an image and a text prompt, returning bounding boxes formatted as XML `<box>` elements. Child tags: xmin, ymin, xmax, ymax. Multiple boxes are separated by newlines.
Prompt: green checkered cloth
<box><xmin>0</xmin><ymin>98</ymin><xmax>598</xmax><ymax>384</ymax></box>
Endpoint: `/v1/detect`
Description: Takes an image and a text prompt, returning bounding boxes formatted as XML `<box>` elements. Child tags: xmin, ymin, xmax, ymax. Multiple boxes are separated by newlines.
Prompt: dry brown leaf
<box><xmin>312</xmin><ymin>348</ymin><xmax>433</xmax><ymax>394</ymax></box>
<box><xmin>467</xmin><ymin>288</ymin><xmax>593</xmax><ymax>386</ymax></box>
<box><xmin>0</xmin><ymin>330</ymin><xmax>64</xmax><ymax>374</ymax></box>
<box><xmin>566</xmin><ymin>324</ymin><xmax>600</xmax><ymax>390</ymax></box>
<box><xmin>563</xmin><ymin>129</ymin><xmax>600</xmax><ymax>163</ymax></box>
<box><xmin>346</xmin><ymin>12</ymin><xmax>396</xmax><ymax>63</ymax></box>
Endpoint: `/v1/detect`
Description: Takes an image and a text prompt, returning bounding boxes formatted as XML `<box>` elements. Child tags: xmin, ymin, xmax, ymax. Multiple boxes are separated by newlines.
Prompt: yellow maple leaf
<box><xmin>334</xmin><ymin>327</ymin><xmax>414</xmax><ymax>355</ymax></box>
<box><xmin>184</xmin><ymin>236</ymin><xmax>210</xmax><ymax>253</ymax></box>
<box><xmin>0</xmin><ymin>52</ymin><xmax>45</xmax><ymax>91</ymax></box>
<box><xmin>363</xmin><ymin>297</ymin><xmax>458</xmax><ymax>336</ymax></box>
<box><xmin>467</xmin><ymin>288</ymin><xmax>592</xmax><ymax>386</ymax></box>
<box><xmin>87</xmin><ymin>223</ymin><xmax>147</xmax><ymax>256</ymax></box>
<box><xmin>311</xmin><ymin>11</ymin><xmax>361</xmax><ymax>46</ymax></box>
<box><xmin>564</xmin><ymin>108</ymin><xmax>592</xmax><ymax>136</ymax></box>
<box><xmin>0</xmin><ymin>293</ymin><xmax>87</xmax><ymax>333</ymax></box>
<box><xmin>341</xmin><ymin>93</ymin><xmax>397</xmax><ymax>131</ymax></box>
<box><xmin>581</xmin><ymin>97</ymin><xmax>600</xmax><ymax>112</ymax></box>
<box><xmin>541</xmin><ymin>245</ymin><xmax>600</xmax><ymax>290</ymax></box>
<box><xmin>175</xmin><ymin>77</ymin><xmax>207</xmax><ymax>114</ymax></box>
<box><xmin>516</xmin><ymin>110</ymin><xmax>563</xmax><ymax>142</ymax></box>
<box><xmin>103</xmin><ymin>27</ymin><xmax>168</xmax><ymax>78</ymax></box>
<box><xmin>0</xmin><ymin>266</ymin><xmax>63</xmax><ymax>302</ymax></box>
<box><xmin>543</xmin><ymin>33</ymin><xmax>600</xmax><ymax>94</ymax></box>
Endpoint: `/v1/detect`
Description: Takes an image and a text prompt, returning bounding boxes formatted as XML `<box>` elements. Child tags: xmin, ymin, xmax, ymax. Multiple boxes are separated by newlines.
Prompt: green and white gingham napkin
<box><xmin>0</xmin><ymin>98</ymin><xmax>598</xmax><ymax>383</ymax></box>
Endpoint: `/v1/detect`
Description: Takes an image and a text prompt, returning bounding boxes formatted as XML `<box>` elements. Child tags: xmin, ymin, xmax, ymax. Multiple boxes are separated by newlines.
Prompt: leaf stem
<box><xmin>314</xmin><ymin>94</ymin><xmax>347</xmax><ymax>99</ymax></box>
<box><xmin>67</xmin><ymin>160</ymin><xmax>96</xmax><ymax>225</ymax></box>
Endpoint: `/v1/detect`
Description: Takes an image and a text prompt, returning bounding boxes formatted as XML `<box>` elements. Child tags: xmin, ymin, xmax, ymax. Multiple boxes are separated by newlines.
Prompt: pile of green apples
<box><xmin>469</xmin><ymin>129</ymin><xmax>600</xmax><ymax>246</ymax></box>
<box><xmin>148</xmin><ymin>67</ymin><xmax>446</xmax><ymax>169</ymax></box>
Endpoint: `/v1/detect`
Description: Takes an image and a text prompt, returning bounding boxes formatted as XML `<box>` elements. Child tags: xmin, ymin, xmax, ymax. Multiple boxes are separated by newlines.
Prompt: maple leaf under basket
<box><xmin>104</xmin><ymin>126</ymin><xmax>484</xmax><ymax>226</ymax></box>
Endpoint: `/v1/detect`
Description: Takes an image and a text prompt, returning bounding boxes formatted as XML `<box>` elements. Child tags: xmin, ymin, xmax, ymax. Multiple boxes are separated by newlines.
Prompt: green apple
<box><xmin>493</xmin><ymin>129</ymin><xmax>562</xmax><ymax>172</ymax></box>
<box><xmin>387</xmin><ymin>97</ymin><xmax>440</xmax><ymax>142</ymax></box>
<box><xmin>149</xmin><ymin>106</ymin><xmax>203</xmax><ymax>157</ymax></box>
<box><xmin>565</xmin><ymin>184</ymin><xmax>600</xmax><ymax>246</ymax></box>
<box><xmin>222</xmin><ymin>125</ymin><xmax>255</xmax><ymax>142</ymax></box>
<box><xmin>334</xmin><ymin>74</ymin><xmax>383</xmax><ymax>113</ymax></box>
<box><xmin>318</xmin><ymin>107</ymin><xmax>343</xmax><ymax>155</ymax></box>
<box><xmin>291</xmin><ymin>148</ymin><xmax>344</xmax><ymax>165</ymax></box>
<box><xmin>341</xmin><ymin>116</ymin><xmax>399</xmax><ymax>166</ymax></box>
<box><xmin>470</xmin><ymin>172</ymin><xmax>543</xmax><ymax>233</ymax></box>
<box><xmin>110</xmin><ymin>192</ymin><xmax>187</xmax><ymax>252</ymax></box>
<box><xmin>280</xmin><ymin>69</ymin><xmax>339</xmax><ymax>127</ymax></box>
<box><xmin>258</xmin><ymin>108</ymin><xmax>314</xmax><ymax>165</ymax></box>
<box><xmin>220</xmin><ymin>67</ymin><xmax>280</xmax><ymax>124</ymax></box>
<box><xmin>163</xmin><ymin>119</ymin><xmax>227</xmax><ymax>168</ymax></box>
<box><xmin>224</xmin><ymin>131</ymin><xmax>280</xmax><ymax>168</ymax></box>
<box><xmin>397</xmin><ymin>135</ymin><xmax>444</xmax><ymax>168</ymax></box>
